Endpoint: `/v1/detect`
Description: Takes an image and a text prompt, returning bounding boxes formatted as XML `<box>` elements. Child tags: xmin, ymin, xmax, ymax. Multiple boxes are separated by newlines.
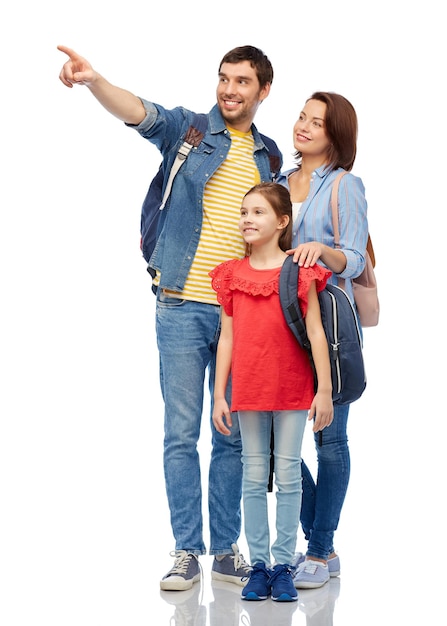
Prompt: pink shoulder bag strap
<box><xmin>330</xmin><ymin>171</ymin><xmax>380</xmax><ymax>327</ymax></box>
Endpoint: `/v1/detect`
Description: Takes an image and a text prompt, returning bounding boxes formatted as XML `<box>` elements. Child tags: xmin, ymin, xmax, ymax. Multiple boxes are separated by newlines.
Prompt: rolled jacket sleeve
<box><xmin>335</xmin><ymin>173</ymin><xmax>368</xmax><ymax>280</ymax></box>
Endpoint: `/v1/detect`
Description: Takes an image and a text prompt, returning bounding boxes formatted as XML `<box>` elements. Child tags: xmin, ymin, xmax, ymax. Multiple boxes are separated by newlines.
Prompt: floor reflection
<box><xmin>160</xmin><ymin>584</ymin><xmax>207</xmax><ymax>625</ymax></box>
<box><xmin>160</xmin><ymin>576</ymin><xmax>340</xmax><ymax>625</ymax></box>
<box><xmin>298</xmin><ymin>579</ymin><xmax>340</xmax><ymax>625</ymax></box>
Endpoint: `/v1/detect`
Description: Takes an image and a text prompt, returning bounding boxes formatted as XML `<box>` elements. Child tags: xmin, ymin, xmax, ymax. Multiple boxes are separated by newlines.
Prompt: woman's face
<box><xmin>293</xmin><ymin>99</ymin><xmax>331</xmax><ymax>159</ymax></box>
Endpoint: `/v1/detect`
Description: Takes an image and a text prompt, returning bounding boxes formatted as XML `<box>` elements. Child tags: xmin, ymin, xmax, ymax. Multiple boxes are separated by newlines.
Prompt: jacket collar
<box><xmin>207</xmin><ymin>104</ymin><xmax>264</xmax><ymax>149</ymax></box>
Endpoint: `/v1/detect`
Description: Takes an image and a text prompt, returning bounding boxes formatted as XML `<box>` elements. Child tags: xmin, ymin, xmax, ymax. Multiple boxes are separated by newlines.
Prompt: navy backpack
<box><xmin>279</xmin><ymin>255</ymin><xmax>366</xmax><ymax>405</ymax></box>
<box><xmin>140</xmin><ymin>113</ymin><xmax>208</xmax><ymax>273</ymax></box>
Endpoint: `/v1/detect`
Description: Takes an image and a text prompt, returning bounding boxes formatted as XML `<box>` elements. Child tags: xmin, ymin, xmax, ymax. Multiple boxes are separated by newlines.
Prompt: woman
<box><xmin>277</xmin><ymin>92</ymin><xmax>369</xmax><ymax>589</ymax></box>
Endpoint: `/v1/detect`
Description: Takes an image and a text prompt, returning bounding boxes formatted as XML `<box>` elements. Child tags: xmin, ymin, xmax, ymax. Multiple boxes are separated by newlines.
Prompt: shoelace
<box><xmin>232</xmin><ymin>548</ymin><xmax>252</xmax><ymax>574</ymax></box>
<box><xmin>269</xmin><ymin>564</ymin><xmax>293</xmax><ymax>585</ymax></box>
<box><xmin>242</xmin><ymin>563</ymin><xmax>265</xmax><ymax>584</ymax></box>
<box><xmin>167</xmin><ymin>550</ymin><xmax>195</xmax><ymax>574</ymax></box>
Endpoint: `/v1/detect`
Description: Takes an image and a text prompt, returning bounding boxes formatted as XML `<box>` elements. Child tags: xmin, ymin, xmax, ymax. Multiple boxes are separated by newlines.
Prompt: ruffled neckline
<box><xmin>228</xmin><ymin>257</ymin><xmax>280</xmax><ymax>297</ymax></box>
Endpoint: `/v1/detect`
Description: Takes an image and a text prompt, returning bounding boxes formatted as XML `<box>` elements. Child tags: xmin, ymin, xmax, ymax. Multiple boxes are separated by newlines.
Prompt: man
<box><xmin>58</xmin><ymin>44</ymin><xmax>282</xmax><ymax>591</ymax></box>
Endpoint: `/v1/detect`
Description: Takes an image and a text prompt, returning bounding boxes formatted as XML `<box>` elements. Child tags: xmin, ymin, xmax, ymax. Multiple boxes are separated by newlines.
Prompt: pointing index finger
<box><xmin>57</xmin><ymin>44</ymin><xmax>78</xmax><ymax>60</ymax></box>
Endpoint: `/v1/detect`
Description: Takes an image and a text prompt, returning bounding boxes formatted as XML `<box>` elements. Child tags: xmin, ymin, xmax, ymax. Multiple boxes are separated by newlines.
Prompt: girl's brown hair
<box><xmin>243</xmin><ymin>182</ymin><xmax>292</xmax><ymax>254</ymax></box>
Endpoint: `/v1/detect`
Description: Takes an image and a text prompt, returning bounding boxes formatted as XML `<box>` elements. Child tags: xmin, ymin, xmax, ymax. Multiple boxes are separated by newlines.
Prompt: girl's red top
<box><xmin>210</xmin><ymin>256</ymin><xmax>331</xmax><ymax>411</ymax></box>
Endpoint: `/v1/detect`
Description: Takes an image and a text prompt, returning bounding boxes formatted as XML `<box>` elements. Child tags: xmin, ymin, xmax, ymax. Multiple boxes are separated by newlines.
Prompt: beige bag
<box><xmin>331</xmin><ymin>172</ymin><xmax>380</xmax><ymax>327</ymax></box>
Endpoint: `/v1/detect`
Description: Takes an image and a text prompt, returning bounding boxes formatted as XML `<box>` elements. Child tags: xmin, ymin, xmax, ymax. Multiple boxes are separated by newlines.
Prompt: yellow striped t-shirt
<box><xmin>164</xmin><ymin>127</ymin><xmax>261</xmax><ymax>304</ymax></box>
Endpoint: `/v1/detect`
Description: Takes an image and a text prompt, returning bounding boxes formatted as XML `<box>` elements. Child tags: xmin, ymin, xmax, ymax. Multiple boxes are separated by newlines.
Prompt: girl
<box><xmin>209</xmin><ymin>182</ymin><xmax>333</xmax><ymax>602</ymax></box>
<box><xmin>277</xmin><ymin>92</ymin><xmax>369</xmax><ymax>589</ymax></box>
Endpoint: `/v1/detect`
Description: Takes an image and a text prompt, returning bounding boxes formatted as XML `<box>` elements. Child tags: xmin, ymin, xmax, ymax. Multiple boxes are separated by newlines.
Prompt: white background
<box><xmin>0</xmin><ymin>1</ymin><xmax>444</xmax><ymax>623</ymax></box>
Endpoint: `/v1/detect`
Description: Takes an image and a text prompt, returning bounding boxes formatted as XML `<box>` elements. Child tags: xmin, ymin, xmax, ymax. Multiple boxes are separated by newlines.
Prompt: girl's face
<box><xmin>293</xmin><ymin>99</ymin><xmax>331</xmax><ymax>159</ymax></box>
<box><xmin>239</xmin><ymin>192</ymin><xmax>288</xmax><ymax>246</ymax></box>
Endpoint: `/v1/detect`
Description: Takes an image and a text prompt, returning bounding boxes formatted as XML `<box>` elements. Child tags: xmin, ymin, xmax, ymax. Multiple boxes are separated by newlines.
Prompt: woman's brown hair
<box><xmin>295</xmin><ymin>91</ymin><xmax>358</xmax><ymax>172</ymax></box>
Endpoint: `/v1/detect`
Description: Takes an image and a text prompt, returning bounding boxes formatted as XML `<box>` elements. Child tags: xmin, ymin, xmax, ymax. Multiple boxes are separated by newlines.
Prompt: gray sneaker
<box><xmin>160</xmin><ymin>550</ymin><xmax>201</xmax><ymax>591</ymax></box>
<box><xmin>211</xmin><ymin>543</ymin><xmax>252</xmax><ymax>587</ymax></box>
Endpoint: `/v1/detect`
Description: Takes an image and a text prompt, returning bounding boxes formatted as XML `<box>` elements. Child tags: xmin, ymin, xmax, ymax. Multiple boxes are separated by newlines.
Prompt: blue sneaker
<box><xmin>292</xmin><ymin>552</ymin><xmax>340</xmax><ymax>577</ymax></box>
<box><xmin>269</xmin><ymin>564</ymin><xmax>298</xmax><ymax>602</ymax></box>
<box><xmin>293</xmin><ymin>559</ymin><xmax>329</xmax><ymax>589</ymax></box>
<box><xmin>241</xmin><ymin>562</ymin><xmax>271</xmax><ymax>601</ymax></box>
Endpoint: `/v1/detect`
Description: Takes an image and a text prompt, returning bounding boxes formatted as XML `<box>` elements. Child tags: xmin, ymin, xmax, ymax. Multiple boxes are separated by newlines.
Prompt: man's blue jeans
<box><xmin>300</xmin><ymin>403</ymin><xmax>350</xmax><ymax>560</ymax></box>
<box><xmin>156</xmin><ymin>291</ymin><xmax>242</xmax><ymax>556</ymax></box>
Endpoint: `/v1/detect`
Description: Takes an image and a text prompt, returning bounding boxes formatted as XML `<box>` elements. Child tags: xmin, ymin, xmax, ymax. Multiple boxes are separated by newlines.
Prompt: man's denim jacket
<box><xmin>128</xmin><ymin>101</ymin><xmax>282</xmax><ymax>293</ymax></box>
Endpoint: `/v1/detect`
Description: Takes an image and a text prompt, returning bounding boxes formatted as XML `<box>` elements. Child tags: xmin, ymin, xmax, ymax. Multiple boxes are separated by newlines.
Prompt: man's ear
<box><xmin>259</xmin><ymin>82</ymin><xmax>271</xmax><ymax>103</ymax></box>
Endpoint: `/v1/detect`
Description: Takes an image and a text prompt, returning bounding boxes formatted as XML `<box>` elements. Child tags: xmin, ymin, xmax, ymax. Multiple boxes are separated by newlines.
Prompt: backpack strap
<box><xmin>279</xmin><ymin>255</ymin><xmax>317</xmax><ymax>389</ymax></box>
<box><xmin>159</xmin><ymin>113</ymin><xmax>208</xmax><ymax>210</ymax></box>
<box><xmin>330</xmin><ymin>171</ymin><xmax>347</xmax><ymax>248</ymax></box>
<box><xmin>279</xmin><ymin>255</ymin><xmax>309</xmax><ymax>351</ymax></box>
<box><xmin>259</xmin><ymin>133</ymin><xmax>282</xmax><ymax>180</ymax></box>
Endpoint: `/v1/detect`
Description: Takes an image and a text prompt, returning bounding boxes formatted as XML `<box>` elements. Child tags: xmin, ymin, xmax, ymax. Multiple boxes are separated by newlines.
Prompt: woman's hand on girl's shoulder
<box><xmin>289</xmin><ymin>242</ymin><xmax>325</xmax><ymax>267</ymax></box>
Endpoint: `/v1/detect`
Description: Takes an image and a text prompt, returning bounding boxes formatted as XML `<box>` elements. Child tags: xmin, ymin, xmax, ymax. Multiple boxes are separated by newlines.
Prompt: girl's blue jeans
<box><xmin>238</xmin><ymin>410</ymin><xmax>307</xmax><ymax>566</ymax></box>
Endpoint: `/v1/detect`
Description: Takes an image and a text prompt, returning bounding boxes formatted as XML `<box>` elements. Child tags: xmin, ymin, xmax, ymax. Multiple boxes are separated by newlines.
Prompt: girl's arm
<box><xmin>212</xmin><ymin>309</ymin><xmax>234</xmax><ymax>436</ymax></box>
<box><xmin>305</xmin><ymin>281</ymin><xmax>334</xmax><ymax>432</ymax></box>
